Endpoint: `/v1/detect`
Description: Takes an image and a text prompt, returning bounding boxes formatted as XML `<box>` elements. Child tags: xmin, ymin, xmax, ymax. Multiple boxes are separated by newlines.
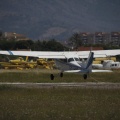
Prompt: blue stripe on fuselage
<box><xmin>7</xmin><ymin>51</ymin><xmax>14</xmax><ymax>55</ymax></box>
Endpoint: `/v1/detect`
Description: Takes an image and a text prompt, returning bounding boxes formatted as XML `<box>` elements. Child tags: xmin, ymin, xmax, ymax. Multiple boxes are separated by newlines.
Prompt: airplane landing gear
<box><xmin>50</xmin><ymin>72</ymin><xmax>63</xmax><ymax>80</ymax></box>
<box><xmin>60</xmin><ymin>72</ymin><xmax>63</xmax><ymax>77</ymax></box>
<box><xmin>50</xmin><ymin>74</ymin><xmax>54</xmax><ymax>80</ymax></box>
<box><xmin>83</xmin><ymin>74</ymin><xmax>87</xmax><ymax>79</ymax></box>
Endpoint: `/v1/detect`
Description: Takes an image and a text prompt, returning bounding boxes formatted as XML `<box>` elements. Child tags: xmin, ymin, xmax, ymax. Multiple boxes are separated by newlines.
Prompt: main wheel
<box><xmin>60</xmin><ymin>72</ymin><xmax>63</xmax><ymax>77</ymax></box>
<box><xmin>83</xmin><ymin>74</ymin><xmax>87</xmax><ymax>79</ymax></box>
<box><xmin>50</xmin><ymin>74</ymin><xmax>54</xmax><ymax>80</ymax></box>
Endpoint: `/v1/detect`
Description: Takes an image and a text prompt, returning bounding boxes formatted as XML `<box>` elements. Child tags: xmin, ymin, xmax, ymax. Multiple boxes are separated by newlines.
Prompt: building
<box><xmin>78</xmin><ymin>32</ymin><xmax>120</xmax><ymax>46</ymax></box>
<box><xmin>110</xmin><ymin>32</ymin><xmax>120</xmax><ymax>46</ymax></box>
<box><xmin>3</xmin><ymin>32</ymin><xmax>30</xmax><ymax>41</ymax></box>
<box><xmin>79</xmin><ymin>32</ymin><xmax>94</xmax><ymax>45</ymax></box>
<box><xmin>78</xmin><ymin>32</ymin><xmax>110</xmax><ymax>45</ymax></box>
<box><xmin>94</xmin><ymin>32</ymin><xmax>109</xmax><ymax>45</ymax></box>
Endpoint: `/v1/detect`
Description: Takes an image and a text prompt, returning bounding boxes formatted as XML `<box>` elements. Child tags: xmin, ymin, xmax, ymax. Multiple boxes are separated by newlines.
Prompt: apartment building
<box><xmin>79</xmin><ymin>32</ymin><xmax>94</xmax><ymax>45</ymax></box>
<box><xmin>78</xmin><ymin>32</ymin><xmax>120</xmax><ymax>46</ymax></box>
<box><xmin>110</xmin><ymin>32</ymin><xmax>120</xmax><ymax>46</ymax></box>
<box><xmin>94</xmin><ymin>32</ymin><xmax>110</xmax><ymax>45</ymax></box>
<box><xmin>3</xmin><ymin>32</ymin><xmax>30</xmax><ymax>41</ymax></box>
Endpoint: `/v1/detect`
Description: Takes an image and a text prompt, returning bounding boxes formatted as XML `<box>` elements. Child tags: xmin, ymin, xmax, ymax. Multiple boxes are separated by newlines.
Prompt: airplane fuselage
<box><xmin>92</xmin><ymin>60</ymin><xmax>120</xmax><ymax>69</ymax></box>
<box><xmin>55</xmin><ymin>59</ymin><xmax>81</xmax><ymax>71</ymax></box>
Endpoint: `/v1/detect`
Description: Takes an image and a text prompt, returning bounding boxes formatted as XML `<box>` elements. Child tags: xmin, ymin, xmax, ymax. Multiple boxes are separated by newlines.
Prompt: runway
<box><xmin>0</xmin><ymin>82</ymin><xmax>120</xmax><ymax>89</ymax></box>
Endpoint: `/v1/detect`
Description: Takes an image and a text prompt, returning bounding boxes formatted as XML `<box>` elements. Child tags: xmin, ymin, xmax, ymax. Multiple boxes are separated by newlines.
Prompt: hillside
<box><xmin>0</xmin><ymin>0</ymin><xmax>120</xmax><ymax>40</ymax></box>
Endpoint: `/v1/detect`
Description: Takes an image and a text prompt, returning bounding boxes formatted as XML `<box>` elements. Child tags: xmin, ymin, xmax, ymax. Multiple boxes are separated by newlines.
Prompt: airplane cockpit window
<box><xmin>74</xmin><ymin>58</ymin><xmax>80</xmax><ymax>61</ymax></box>
<box><xmin>111</xmin><ymin>63</ymin><xmax>118</xmax><ymax>67</ymax></box>
<box><xmin>68</xmin><ymin>58</ymin><xmax>74</xmax><ymax>62</ymax></box>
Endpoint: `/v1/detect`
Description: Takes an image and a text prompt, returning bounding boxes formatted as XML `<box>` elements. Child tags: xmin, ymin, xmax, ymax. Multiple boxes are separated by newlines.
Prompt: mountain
<box><xmin>0</xmin><ymin>0</ymin><xmax>120</xmax><ymax>40</ymax></box>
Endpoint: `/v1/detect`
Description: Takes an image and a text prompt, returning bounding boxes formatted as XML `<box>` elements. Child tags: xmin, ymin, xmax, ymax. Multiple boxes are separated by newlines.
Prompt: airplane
<box><xmin>92</xmin><ymin>60</ymin><xmax>120</xmax><ymax>70</ymax></box>
<box><xmin>0</xmin><ymin>56</ymin><xmax>37</xmax><ymax>69</ymax></box>
<box><xmin>0</xmin><ymin>49</ymin><xmax>120</xmax><ymax>80</ymax></box>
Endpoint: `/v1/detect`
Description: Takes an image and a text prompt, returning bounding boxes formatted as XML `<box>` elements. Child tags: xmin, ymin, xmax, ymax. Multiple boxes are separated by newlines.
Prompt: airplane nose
<box><xmin>70</xmin><ymin>61</ymin><xmax>81</xmax><ymax>67</ymax></box>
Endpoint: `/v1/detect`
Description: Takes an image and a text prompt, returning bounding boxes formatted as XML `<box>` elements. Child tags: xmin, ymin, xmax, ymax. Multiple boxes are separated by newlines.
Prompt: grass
<box><xmin>0</xmin><ymin>69</ymin><xmax>120</xmax><ymax>83</ymax></box>
<box><xmin>0</xmin><ymin>69</ymin><xmax>120</xmax><ymax>119</ymax></box>
<box><xmin>0</xmin><ymin>86</ymin><xmax>120</xmax><ymax>120</ymax></box>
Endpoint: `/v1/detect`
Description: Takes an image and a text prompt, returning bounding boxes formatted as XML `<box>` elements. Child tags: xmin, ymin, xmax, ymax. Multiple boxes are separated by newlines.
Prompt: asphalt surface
<box><xmin>0</xmin><ymin>82</ymin><xmax>120</xmax><ymax>89</ymax></box>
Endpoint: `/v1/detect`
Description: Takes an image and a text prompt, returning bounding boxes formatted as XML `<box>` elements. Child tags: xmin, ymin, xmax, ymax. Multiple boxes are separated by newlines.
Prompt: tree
<box><xmin>0</xmin><ymin>39</ymin><xmax>16</xmax><ymax>50</ymax></box>
<box><xmin>32</xmin><ymin>40</ymin><xmax>42</xmax><ymax>51</ymax></box>
<box><xmin>51</xmin><ymin>39</ymin><xmax>64</xmax><ymax>50</ymax></box>
<box><xmin>0</xmin><ymin>31</ymin><xmax>2</xmax><ymax>37</ymax></box>
<box><xmin>34</xmin><ymin>39</ymin><xmax>68</xmax><ymax>51</ymax></box>
<box><xmin>15</xmin><ymin>40</ymin><xmax>34</xmax><ymax>50</ymax></box>
<box><xmin>68</xmin><ymin>33</ymin><xmax>82</xmax><ymax>49</ymax></box>
<box><xmin>41</xmin><ymin>39</ymin><xmax>68</xmax><ymax>51</ymax></box>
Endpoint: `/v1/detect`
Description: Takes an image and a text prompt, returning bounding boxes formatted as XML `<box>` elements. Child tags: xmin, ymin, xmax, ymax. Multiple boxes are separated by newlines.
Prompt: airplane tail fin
<box><xmin>84</xmin><ymin>52</ymin><xmax>94</xmax><ymax>71</ymax></box>
<box><xmin>79</xmin><ymin>52</ymin><xmax>94</xmax><ymax>79</ymax></box>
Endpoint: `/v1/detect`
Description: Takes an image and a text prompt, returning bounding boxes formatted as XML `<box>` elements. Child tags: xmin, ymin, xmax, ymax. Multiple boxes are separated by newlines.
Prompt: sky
<box><xmin>0</xmin><ymin>0</ymin><xmax>120</xmax><ymax>40</ymax></box>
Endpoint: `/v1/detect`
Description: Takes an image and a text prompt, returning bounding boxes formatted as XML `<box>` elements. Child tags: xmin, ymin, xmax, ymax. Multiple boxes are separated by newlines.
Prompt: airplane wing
<box><xmin>0</xmin><ymin>49</ymin><xmax>120</xmax><ymax>59</ymax></box>
<box><xmin>77</xmin><ymin>49</ymin><xmax>120</xmax><ymax>58</ymax></box>
<box><xmin>0</xmin><ymin>51</ymin><xmax>66</xmax><ymax>59</ymax></box>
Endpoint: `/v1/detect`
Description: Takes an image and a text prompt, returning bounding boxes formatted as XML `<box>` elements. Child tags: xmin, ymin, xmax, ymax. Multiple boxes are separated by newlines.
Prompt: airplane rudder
<box><xmin>85</xmin><ymin>52</ymin><xmax>94</xmax><ymax>69</ymax></box>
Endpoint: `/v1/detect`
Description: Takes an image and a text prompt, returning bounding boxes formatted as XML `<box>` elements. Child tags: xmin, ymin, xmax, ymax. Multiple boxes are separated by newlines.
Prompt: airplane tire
<box><xmin>50</xmin><ymin>74</ymin><xmax>54</xmax><ymax>80</ymax></box>
<box><xmin>60</xmin><ymin>72</ymin><xmax>63</xmax><ymax>77</ymax></box>
<box><xmin>83</xmin><ymin>74</ymin><xmax>87</xmax><ymax>79</ymax></box>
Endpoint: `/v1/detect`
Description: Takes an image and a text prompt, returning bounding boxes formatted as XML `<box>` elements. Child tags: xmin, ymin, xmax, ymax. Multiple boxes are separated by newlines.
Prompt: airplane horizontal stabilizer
<box><xmin>64</xmin><ymin>70</ymin><xmax>81</xmax><ymax>73</ymax></box>
<box><xmin>92</xmin><ymin>70</ymin><xmax>112</xmax><ymax>72</ymax></box>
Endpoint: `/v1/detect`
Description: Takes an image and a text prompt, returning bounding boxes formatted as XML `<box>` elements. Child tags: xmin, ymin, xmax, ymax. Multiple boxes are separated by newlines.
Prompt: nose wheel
<box><xmin>60</xmin><ymin>72</ymin><xmax>63</xmax><ymax>77</ymax></box>
<box><xmin>50</xmin><ymin>74</ymin><xmax>54</xmax><ymax>80</ymax></box>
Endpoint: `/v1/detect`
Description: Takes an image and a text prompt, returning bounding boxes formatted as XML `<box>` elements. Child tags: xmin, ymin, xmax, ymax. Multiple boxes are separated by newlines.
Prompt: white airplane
<box><xmin>92</xmin><ymin>60</ymin><xmax>120</xmax><ymax>70</ymax></box>
<box><xmin>0</xmin><ymin>49</ymin><xmax>120</xmax><ymax>80</ymax></box>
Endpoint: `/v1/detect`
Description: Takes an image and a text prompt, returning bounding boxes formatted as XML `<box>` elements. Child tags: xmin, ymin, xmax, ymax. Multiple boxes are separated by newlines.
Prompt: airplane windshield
<box><xmin>68</xmin><ymin>58</ymin><xmax>74</xmax><ymax>62</ymax></box>
<box><xmin>74</xmin><ymin>58</ymin><xmax>80</xmax><ymax>61</ymax></box>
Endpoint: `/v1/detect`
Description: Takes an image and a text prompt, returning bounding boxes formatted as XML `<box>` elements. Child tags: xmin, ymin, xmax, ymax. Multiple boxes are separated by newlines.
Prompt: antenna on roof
<box><xmin>90</xmin><ymin>46</ymin><xmax>93</xmax><ymax>52</ymax></box>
